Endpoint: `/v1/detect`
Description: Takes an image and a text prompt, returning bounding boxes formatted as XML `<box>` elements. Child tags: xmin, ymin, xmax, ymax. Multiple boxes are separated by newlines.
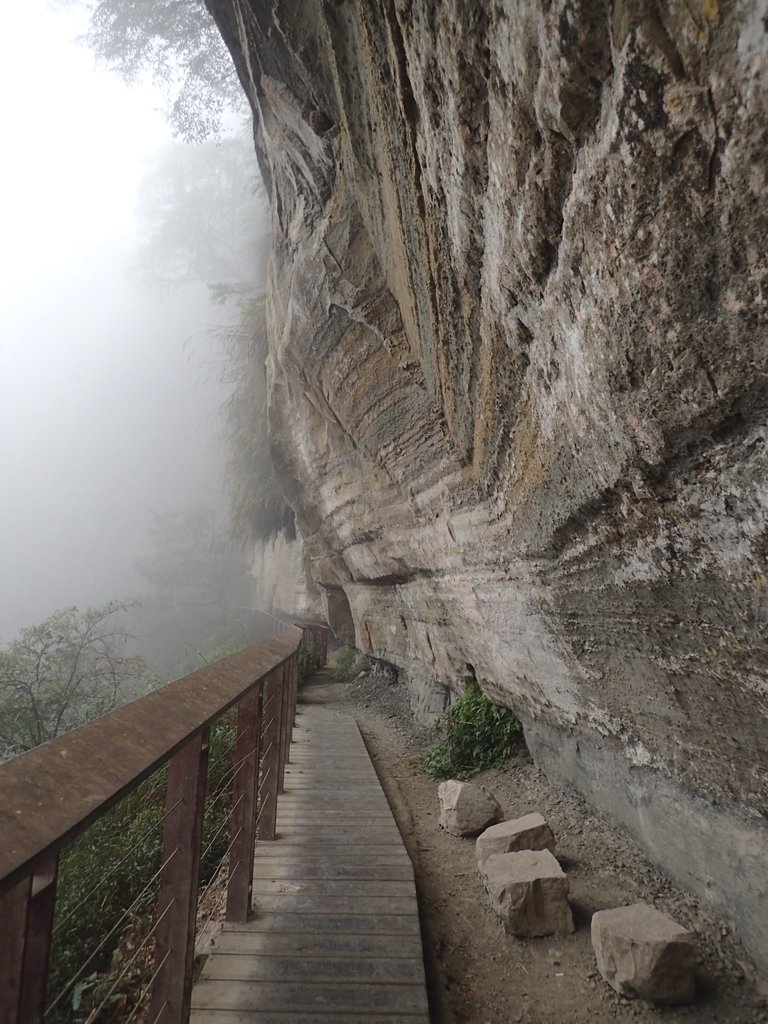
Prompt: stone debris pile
<box><xmin>438</xmin><ymin>780</ymin><xmax>698</xmax><ymax>1004</ymax></box>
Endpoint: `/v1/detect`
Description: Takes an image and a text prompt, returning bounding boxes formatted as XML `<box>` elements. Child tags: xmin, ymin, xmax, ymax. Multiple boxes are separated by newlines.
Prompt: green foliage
<box><xmin>75</xmin><ymin>0</ymin><xmax>246</xmax><ymax>142</ymax></box>
<box><xmin>0</xmin><ymin>602</ymin><xmax>144</xmax><ymax>759</ymax></box>
<box><xmin>297</xmin><ymin>645</ymin><xmax>314</xmax><ymax>683</ymax></box>
<box><xmin>333</xmin><ymin>645</ymin><xmax>363</xmax><ymax>684</ymax></box>
<box><xmin>422</xmin><ymin>678</ymin><xmax>524</xmax><ymax>780</ymax></box>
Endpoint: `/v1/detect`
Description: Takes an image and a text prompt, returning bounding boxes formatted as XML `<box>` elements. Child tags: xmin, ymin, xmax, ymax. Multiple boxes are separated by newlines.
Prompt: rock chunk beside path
<box><xmin>476</xmin><ymin>812</ymin><xmax>555</xmax><ymax>867</ymax></box>
<box><xmin>437</xmin><ymin>779</ymin><xmax>501</xmax><ymax>837</ymax></box>
<box><xmin>591</xmin><ymin>902</ymin><xmax>697</xmax><ymax>1004</ymax></box>
<box><xmin>483</xmin><ymin>849</ymin><xmax>574</xmax><ymax>937</ymax></box>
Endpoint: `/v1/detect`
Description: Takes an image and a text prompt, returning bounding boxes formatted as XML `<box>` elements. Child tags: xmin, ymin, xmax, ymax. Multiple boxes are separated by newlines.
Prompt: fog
<box><xmin>0</xmin><ymin>262</ymin><xmax>226</xmax><ymax>637</ymax></box>
<box><xmin>0</xmin><ymin>3</ymin><xmax>269</xmax><ymax>662</ymax></box>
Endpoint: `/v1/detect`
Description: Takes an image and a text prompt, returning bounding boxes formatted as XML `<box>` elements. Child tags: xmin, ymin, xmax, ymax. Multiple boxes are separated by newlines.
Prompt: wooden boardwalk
<box><xmin>190</xmin><ymin>705</ymin><xmax>430</xmax><ymax>1023</ymax></box>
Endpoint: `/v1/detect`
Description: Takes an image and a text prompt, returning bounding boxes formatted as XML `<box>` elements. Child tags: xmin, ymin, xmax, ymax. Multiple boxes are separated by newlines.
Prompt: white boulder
<box><xmin>437</xmin><ymin>779</ymin><xmax>501</xmax><ymax>837</ymax></box>
<box><xmin>476</xmin><ymin>812</ymin><xmax>555</xmax><ymax>868</ymax></box>
<box><xmin>591</xmin><ymin>902</ymin><xmax>697</xmax><ymax>1004</ymax></box>
<box><xmin>483</xmin><ymin>849</ymin><xmax>574</xmax><ymax>937</ymax></box>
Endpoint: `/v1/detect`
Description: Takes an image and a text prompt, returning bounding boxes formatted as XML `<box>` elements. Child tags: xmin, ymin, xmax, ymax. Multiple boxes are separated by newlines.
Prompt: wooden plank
<box><xmin>191</xmin><ymin>708</ymin><xmax>429</xmax><ymax>1024</ymax></box>
<box><xmin>200</xmin><ymin>954</ymin><xmax>425</xmax><ymax>984</ymax></box>
<box><xmin>252</xmin><ymin>894</ymin><xmax>419</xmax><ymax>915</ymax></box>
<box><xmin>191</xmin><ymin>979</ymin><xmax>428</xmax><ymax>1015</ymax></box>
<box><xmin>208</xmin><ymin>930</ymin><xmax>424</xmax><ymax>959</ymax></box>
<box><xmin>233</xmin><ymin>912</ymin><xmax>422</xmax><ymax>935</ymax></box>
<box><xmin>250</xmin><ymin>878</ymin><xmax>416</xmax><ymax>896</ymax></box>
<box><xmin>190</xmin><ymin>1013</ymin><xmax>428</xmax><ymax>1024</ymax></box>
<box><xmin>250</xmin><ymin>863</ymin><xmax>414</xmax><ymax>881</ymax></box>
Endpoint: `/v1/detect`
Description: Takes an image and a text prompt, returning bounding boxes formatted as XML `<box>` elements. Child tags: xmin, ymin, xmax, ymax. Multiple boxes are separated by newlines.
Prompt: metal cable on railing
<box><xmin>122</xmin><ymin>949</ymin><xmax>171</xmax><ymax>1024</ymax></box>
<box><xmin>0</xmin><ymin>624</ymin><xmax>324</xmax><ymax>1024</ymax></box>
<box><xmin>80</xmin><ymin>898</ymin><xmax>176</xmax><ymax>1024</ymax></box>
<box><xmin>46</xmin><ymin>847</ymin><xmax>181</xmax><ymax>1018</ymax></box>
<box><xmin>51</xmin><ymin>798</ymin><xmax>182</xmax><ymax>939</ymax></box>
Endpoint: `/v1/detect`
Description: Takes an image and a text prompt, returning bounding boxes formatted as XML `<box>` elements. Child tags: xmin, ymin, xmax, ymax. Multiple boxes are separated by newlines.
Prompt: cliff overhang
<box><xmin>207</xmin><ymin>0</ymin><xmax>768</xmax><ymax>973</ymax></box>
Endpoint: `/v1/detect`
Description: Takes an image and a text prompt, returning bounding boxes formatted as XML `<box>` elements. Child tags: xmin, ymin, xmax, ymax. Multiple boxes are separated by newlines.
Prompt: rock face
<box><xmin>438</xmin><ymin>779</ymin><xmax>501</xmax><ymax>837</ymax></box>
<box><xmin>208</xmin><ymin>0</ymin><xmax>768</xmax><ymax>973</ymax></box>
<box><xmin>591</xmin><ymin>903</ymin><xmax>697</xmax><ymax>1004</ymax></box>
<box><xmin>249</xmin><ymin>534</ymin><xmax>322</xmax><ymax>621</ymax></box>
<box><xmin>483</xmin><ymin>849</ymin><xmax>574</xmax><ymax>937</ymax></box>
<box><xmin>476</xmin><ymin>813</ymin><xmax>556</xmax><ymax>868</ymax></box>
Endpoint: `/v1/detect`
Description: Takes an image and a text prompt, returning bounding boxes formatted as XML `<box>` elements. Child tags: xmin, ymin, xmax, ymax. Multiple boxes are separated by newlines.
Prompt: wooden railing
<box><xmin>0</xmin><ymin>623</ymin><xmax>328</xmax><ymax>1024</ymax></box>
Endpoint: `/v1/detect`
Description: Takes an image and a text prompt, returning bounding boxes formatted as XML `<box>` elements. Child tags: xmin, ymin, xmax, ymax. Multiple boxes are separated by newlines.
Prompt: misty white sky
<box><xmin>0</xmin><ymin>2</ymin><xmax>245</xmax><ymax>639</ymax></box>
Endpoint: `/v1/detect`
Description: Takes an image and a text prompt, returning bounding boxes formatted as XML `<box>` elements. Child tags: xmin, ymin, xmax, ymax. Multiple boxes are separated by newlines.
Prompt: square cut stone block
<box><xmin>476</xmin><ymin>812</ymin><xmax>555</xmax><ymax>868</ymax></box>
<box><xmin>438</xmin><ymin>779</ymin><xmax>501</xmax><ymax>837</ymax></box>
<box><xmin>591</xmin><ymin>902</ymin><xmax>697</xmax><ymax>1004</ymax></box>
<box><xmin>483</xmin><ymin>849</ymin><xmax>574</xmax><ymax>937</ymax></box>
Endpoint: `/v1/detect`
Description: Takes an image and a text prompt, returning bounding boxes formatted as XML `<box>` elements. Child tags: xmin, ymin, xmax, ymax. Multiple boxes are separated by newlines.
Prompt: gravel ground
<box><xmin>299</xmin><ymin>656</ymin><xmax>768</xmax><ymax>1024</ymax></box>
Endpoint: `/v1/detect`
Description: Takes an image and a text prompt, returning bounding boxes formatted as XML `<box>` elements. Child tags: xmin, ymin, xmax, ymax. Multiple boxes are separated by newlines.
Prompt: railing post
<box><xmin>0</xmin><ymin>858</ymin><xmax>57</xmax><ymax>1024</ymax></box>
<box><xmin>258</xmin><ymin>668</ymin><xmax>283</xmax><ymax>841</ymax></box>
<box><xmin>278</xmin><ymin>662</ymin><xmax>292</xmax><ymax>794</ymax></box>
<box><xmin>225</xmin><ymin>684</ymin><xmax>262</xmax><ymax>924</ymax></box>
<box><xmin>289</xmin><ymin>652</ymin><xmax>298</xmax><ymax>726</ymax></box>
<box><xmin>0</xmin><ymin>878</ymin><xmax>28</xmax><ymax>1024</ymax></box>
<box><xmin>150</xmin><ymin>729</ymin><xmax>209</xmax><ymax>1024</ymax></box>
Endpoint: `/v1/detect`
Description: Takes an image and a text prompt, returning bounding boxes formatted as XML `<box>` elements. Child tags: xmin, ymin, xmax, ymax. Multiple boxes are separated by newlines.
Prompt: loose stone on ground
<box><xmin>438</xmin><ymin>778</ymin><xmax>501</xmax><ymax>837</ymax></box>
<box><xmin>476</xmin><ymin>812</ymin><xmax>555</xmax><ymax>868</ymax></box>
<box><xmin>591</xmin><ymin>902</ymin><xmax>697</xmax><ymax>1004</ymax></box>
<box><xmin>483</xmin><ymin>848</ymin><xmax>575</xmax><ymax>938</ymax></box>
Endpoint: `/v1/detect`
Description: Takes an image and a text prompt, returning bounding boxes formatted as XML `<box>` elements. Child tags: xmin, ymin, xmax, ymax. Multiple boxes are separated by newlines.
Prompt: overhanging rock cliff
<box><xmin>207</xmin><ymin>0</ymin><xmax>768</xmax><ymax>972</ymax></box>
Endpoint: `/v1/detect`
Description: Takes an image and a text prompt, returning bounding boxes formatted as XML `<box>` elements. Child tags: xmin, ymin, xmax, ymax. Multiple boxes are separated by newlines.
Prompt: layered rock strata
<box><xmin>207</xmin><ymin>0</ymin><xmax>768</xmax><ymax>971</ymax></box>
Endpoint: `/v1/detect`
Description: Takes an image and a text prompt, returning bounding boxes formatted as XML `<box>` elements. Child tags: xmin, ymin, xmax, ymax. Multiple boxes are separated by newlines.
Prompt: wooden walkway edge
<box><xmin>190</xmin><ymin>706</ymin><xmax>430</xmax><ymax>1023</ymax></box>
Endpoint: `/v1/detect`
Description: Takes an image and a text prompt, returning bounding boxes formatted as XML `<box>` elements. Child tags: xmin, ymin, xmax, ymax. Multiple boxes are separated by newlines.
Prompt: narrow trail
<box><xmin>191</xmin><ymin>691</ymin><xmax>430</xmax><ymax>1022</ymax></box>
<box><xmin>301</xmin><ymin>662</ymin><xmax>768</xmax><ymax>1024</ymax></box>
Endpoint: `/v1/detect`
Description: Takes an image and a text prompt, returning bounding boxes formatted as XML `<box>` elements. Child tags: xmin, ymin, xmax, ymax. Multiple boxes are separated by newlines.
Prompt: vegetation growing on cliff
<box><xmin>423</xmin><ymin>678</ymin><xmax>524</xmax><ymax>780</ymax></box>
<box><xmin>333</xmin><ymin>645</ymin><xmax>365</xmax><ymax>683</ymax></box>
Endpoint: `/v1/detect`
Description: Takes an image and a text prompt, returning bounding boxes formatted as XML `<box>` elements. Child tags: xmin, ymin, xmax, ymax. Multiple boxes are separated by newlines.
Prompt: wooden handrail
<box><xmin>0</xmin><ymin>623</ymin><xmax>327</xmax><ymax>1024</ymax></box>
<box><xmin>0</xmin><ymin>628</ymin><xmax>302</xmax><ymax>897</ymax></box>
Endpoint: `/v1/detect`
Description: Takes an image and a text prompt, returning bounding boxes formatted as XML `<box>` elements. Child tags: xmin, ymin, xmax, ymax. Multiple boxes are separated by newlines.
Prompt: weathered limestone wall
<box><xmin>249</xmin><ymin>534</ymin><xmax>321</xmax><ymax>620</ymax></box>
<box><xmin>208</xmin><ymin>0</ymin><xmax>768</xmax><ymax>971</ymax></box>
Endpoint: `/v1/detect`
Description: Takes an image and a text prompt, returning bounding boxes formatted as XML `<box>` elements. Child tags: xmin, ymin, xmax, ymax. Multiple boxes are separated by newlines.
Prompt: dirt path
<box><xmin>299</xmin><ymin>662</ymin><xmax>768</xmax><ymax>1024</ymax></box>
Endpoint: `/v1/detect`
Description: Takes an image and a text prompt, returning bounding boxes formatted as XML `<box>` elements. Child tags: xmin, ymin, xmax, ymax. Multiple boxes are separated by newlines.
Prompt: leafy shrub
<box><xmin>297</xmin><ymin>645</ymin><xmax>314</xmax><ymax>683</ymax></box>
<box><xmin>422</xmin><ymin>678</ymin><xmax>524</xmax><ymax>780</ymax></box>
<box><xmin>333</xmin><ymin>645</ymin><xmax>363</xmax><ymax>684</ymax></box>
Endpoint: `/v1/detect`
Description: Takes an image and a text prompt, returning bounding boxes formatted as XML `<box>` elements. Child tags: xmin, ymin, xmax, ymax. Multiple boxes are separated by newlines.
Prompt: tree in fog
<box><xmin>134</xmin><ymin>134</ymin><xmax>263</xmax><ymax>302</ymax></box>
<box><xmin>0</xmin><ymin>602</ymin><xmax>144</xmax><ymax>758</ymax></box>
<box><xmin>132</xmin><ymin>505</ymin><xmax>257</xmax><ymax>672</ymax></box>
<box><xmin>136</xmin><ymin>505</ymin><xmax>245</xmax><ymax>612</ymax></box>
<box><xmin>74</xmin><ymin>0</ymin><xmax>245</xmax><ymax>141</ymax></box>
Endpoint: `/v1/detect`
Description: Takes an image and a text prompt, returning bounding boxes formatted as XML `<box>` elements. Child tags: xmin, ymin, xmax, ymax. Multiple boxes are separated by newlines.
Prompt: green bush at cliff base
<box><xmin>333</xmin><ymin>645</ymin><xmax>364</xmax><ymax>684</ymax></box>
<box><xmin>298</xmin><ymin>645</ymin><xmax>314</xmax><ymax>682</ymax></box>
<box><xmin>422</xmin><ymin>679</ymin><xmax>524</xmax><ymax>780</ymax></box>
